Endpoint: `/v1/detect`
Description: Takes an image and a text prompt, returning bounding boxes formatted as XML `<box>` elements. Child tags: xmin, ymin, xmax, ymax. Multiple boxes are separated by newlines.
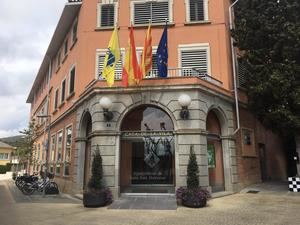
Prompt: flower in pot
<box><xmin>83</xmin><ymin>145</ymin><xmax>112</xmax><ymax>207</ymax></box>
<box><xmin>176</xmin><ymin>145</ymin><xmax>211</xmax><ymax>208</ymax></box>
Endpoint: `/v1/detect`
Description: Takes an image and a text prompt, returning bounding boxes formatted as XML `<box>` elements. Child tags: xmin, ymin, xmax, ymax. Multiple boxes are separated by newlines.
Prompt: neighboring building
<box><xmin>26</xmin><ymin>0</ymin><xmax>287</xmax><ymax>197</ymax></box>
<box><xmin>0</xmin><ymin>141</ymin><xmax>14</xmax><ymax>166</ymax></box>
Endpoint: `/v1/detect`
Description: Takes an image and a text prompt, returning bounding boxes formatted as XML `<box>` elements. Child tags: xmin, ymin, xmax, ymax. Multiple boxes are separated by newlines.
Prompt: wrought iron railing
<box><xmin>99</xmin><ymin>67</ymin><xmax>223</xmax><ymax>86</ymax></box>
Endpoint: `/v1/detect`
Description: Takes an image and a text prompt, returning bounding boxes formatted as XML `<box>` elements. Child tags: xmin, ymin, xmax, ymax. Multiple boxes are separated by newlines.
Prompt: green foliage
<box><xmin>187</xmin><ymin>145</ymin><xmax>199</xmax><ymax>189</ymax></box>
<box><xmin>88</xmin><ymin>145</ymin><xmax>103</xmax><ymax>190</ymax></box>
<box><xmin>0</xmin><ymin>164</ymin><xmax>11</xmax><ymax>174</ymax></box>
<box><xmin>232</xmin><ymin>0</ymin><xmax>300</xmax><ymax>136</ymax></box>
<box><xmin>17</xmin><ymin>120</ymin><xmax>37</xmax><ymax>165</ymax></box>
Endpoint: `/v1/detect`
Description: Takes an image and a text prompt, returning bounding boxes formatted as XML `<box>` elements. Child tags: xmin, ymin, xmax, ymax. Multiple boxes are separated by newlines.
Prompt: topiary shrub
<box><xmin>83</xmin><ymin>145</ymin><xmax>113</xmax><ymax>207</ymax></box>
<box><xmin>176</xmin><ymin>145</ymin><xmax>210</xmax><ymax>208</ymax></box>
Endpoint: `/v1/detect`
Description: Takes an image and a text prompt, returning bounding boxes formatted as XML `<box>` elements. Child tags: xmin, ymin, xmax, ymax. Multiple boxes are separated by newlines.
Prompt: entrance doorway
<box><xmin>81</xmin><ymin>112</ymin><xmax>92</xmax><ymax>190</ymax></box>
<box><xmin>120</xmin><ymin>105</ymin><xmax>175</xmax><ymax>193</ymax></box>
<box><xmin>206</xmin><ymin>111</ymin><xmax>225</xmax><ymax>193</ymax></box>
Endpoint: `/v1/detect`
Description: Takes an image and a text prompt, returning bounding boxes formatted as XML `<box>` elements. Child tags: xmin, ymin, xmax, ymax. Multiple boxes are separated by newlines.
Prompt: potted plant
<box><xmin>176</xmin><ymin>145</ymin><xmax>211</xmax><ymax>208</ymax></box>
<box><xmin>83</xmin><ymin>145</ymin><xmax>112</xmax><ymax>207</ymax></box>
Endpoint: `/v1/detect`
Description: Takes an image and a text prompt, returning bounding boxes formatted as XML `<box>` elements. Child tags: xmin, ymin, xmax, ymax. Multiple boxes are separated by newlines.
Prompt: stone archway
<box><xmin>76</xmin><ymin>110</ymin><xmax>92</xmax><ymax>190</ymax></box>
<box><xmin>119</xmin><ymin>104</ymin><xmax>176</xmax><ymax>194</ymax></box>
<box><xmin>206</xmin><ymin>110</ymin><xmax>225</xmax><ymax>192</ymax></box>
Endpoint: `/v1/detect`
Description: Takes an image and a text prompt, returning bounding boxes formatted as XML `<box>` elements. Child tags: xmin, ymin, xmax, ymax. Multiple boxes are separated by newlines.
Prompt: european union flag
<box><xmin>156</xmin><ymin>24</ymin><xmax>168</xmax><ymax>77</ymax></box>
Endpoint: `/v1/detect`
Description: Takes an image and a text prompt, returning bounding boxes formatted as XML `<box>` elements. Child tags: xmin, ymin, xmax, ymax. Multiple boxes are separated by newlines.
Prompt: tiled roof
<box><xmin>0</xmin><ymin>141</ymin><xmax>14</xmax><ymax>149</ymax></box>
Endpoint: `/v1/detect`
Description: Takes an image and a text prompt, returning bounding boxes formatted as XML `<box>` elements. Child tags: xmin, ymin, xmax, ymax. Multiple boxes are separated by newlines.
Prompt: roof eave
<box><xmin>26</xmin><ymin>2</ymin><xmax>82</xmax><ymax>103</ymax></box>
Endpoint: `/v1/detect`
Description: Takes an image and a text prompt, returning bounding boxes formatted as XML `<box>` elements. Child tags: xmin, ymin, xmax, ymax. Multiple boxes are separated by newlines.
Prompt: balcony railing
<box><xmin>99</xmin><ymin>67</ymin><xmax>223</xmax><ymax>86</ymax></box>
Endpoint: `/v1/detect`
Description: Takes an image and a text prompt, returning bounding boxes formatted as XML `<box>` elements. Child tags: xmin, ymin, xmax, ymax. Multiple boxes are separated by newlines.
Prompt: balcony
<box><xmin>99</xmin><ymin>67</ymin><xmax>223</xmax><ymax>86</ymax></box>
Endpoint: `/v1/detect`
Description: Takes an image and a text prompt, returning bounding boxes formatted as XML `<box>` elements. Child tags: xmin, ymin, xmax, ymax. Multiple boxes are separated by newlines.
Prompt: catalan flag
<box><xmin>140</xmin><ymin>22</ymin><xmax>152</xmax><ymax>78</ymax></box>
<box><xmin>102</xmin><ymin>26</ymin><xmax>121</xmax><ymax>87</ymax></box>
<box><xmin>122</xmin><ymin>26</ymin><xmax>141</xmax><ymax>87</ymax></box>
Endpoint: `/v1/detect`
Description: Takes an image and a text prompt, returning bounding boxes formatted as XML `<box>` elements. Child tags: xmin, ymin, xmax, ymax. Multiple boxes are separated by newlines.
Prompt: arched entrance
<box><xmin>206</xmin><ymin>110</ymin><xmax>225</xmax><ymax>192</ymax></box>
<box><xmin>120</xmin><ymin>105</ymin><xmax>175</xmax><ymax>193</ymax></box>
<box><xmin>79</xmin><ymin>111</ymin><xmax>92</xmax><ymax>190</ymax></box>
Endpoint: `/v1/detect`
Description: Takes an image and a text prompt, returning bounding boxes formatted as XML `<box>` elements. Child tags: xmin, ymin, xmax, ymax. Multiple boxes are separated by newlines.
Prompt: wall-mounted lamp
<box><xmin>178</xmin><ymin>94</ymin><xmax>191</xmax><ymax>120</ymax></box>
<box><xmin>99</xmin><ymin>97</ymin><xmax>113</xmax><ymax>121</ymax></box>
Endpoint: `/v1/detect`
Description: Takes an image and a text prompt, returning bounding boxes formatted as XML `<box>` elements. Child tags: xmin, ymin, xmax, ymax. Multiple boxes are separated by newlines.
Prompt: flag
<box><xmin>156</xmin><ymin>23</ymin><xmax>168</xmax><ymax>77</ymax></box>
<box><xmin>102</xmin><ymin>26</ymin><xmax>121</xmax><ymax>87</ymax></box>
<box><xmin>122</xmin><ymin>26</ymin><xmax>141</xmax><ymax>87</ymax></box>
<box><xmin>140</xmin><ymin>22</ymin><xmax>152</xmax><ymax>78</ymax></box>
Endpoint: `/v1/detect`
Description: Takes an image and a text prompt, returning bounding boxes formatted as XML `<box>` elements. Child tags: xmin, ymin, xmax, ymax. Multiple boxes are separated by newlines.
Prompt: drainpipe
<box><xmin>229</xmin><ymin>0</ymin><xmax>240</xmax><ymax>135</ymax></box>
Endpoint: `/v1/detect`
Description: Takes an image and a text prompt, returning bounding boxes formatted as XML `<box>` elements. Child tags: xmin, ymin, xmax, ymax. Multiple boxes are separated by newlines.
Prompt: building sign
<box><xmin>207</xmin><ymin>144</ymin><xmax>216</xmax><ymax>168</ymax></box>
<box><xmin>68</xmin><ymin>0</ymin><xmax>82</xmax><ymax>3</ymax></box>
<box><xmin>122</xmin><ymin>131</ymin><xmax>174</xmax><ymax>137</ymax></box>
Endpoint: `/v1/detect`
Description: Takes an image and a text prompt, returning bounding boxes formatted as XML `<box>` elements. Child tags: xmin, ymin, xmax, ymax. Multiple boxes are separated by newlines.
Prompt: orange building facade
<box><xmin>27</xmin><ymin>0</ymin><xmax>287</xmax><ymax>197</ymax></box>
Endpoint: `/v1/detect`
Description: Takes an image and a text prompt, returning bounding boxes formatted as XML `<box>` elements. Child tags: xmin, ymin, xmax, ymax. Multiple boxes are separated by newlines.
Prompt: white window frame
<box><xmin>136</xmin><ymin>46</ymin><xmax>158</xmax><ymax>78</ymax></box>
<box><xmin>61</xmin><ymin>77</ymin><xmax>66</xmax><ymax>104</ymax></box>
<box><xmin>95</xmin><ymin>48</ymin><xmax>125</xmax><ymax>80</ymax></box>
<box><xmin>185</xmin><ymin>0</ymin><xmax>209</xmax><ymax>22</ymax></box>
<box><xmin>53</xmin><ymin>88</ymin><xmax>59</xmax><ymax>111</ymax></box>
<box><xmin>130</xmin><ymin>0</ymin><xmax>173</xmax><ymax>25</ymax></box>
<box><xmin>178</xmin><ymin>43</ymin><xmax>211</xmax><ymax>76</ymax></box>
<box><xmin>68</xmin><ymin>64</ymin><xmax>76</xmax><ymax>95</ymax></box>
<box><xmin>63</xmin><ymin>124</ymin><xmax>72</xmax><ymax>176</ymax></box>
<box><xmin>72</xmin><ymin>17</ymin><xmax>78</xmax><ymax>43</ymax></box>
<box><xmin>50</xmin><ymin>134</ymin><xmax>56</xmax><ymax>162</ymax></box>
<box><xmin>97</xmin><ymin>1</ymin><xmax>119</xmax><ymax>28</ymax></box>
<box><xmin>56</xmin><ymin>130</ymin><xmax>63</xmax><ymax>163</ymax></box>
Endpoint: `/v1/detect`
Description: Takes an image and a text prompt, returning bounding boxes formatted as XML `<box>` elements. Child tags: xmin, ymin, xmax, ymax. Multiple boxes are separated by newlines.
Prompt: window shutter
<box><xmin>190</xmin><ymin>0</ymin><xmax>204</xmax><ymax>21</ymax></box>
<box><xmin>144</xmin><ymin>53</ymin><xmax>158</xmax><ymax>78</ymax></box>
<box><xmin>97</xmin><ymin>53</ymin><xmax>123</xmax><ymax>80</ymax></box>
<box><xmin>181</xmin><ymin>49</ymin><xmax>208</xmax><ymax>76</ymax></box>
<box><xmin>134</xmin><ymin>1</ymin><xmax>169</xmax><ymax>25</ymax></box>
<box><xmin>237</xmin><ymin>59</ymin><xmax>248</xmax><ymax>89</ymax></box>
<box><xmin>101</xmin><ymin>4</ymin><xmax>115</xmax><ymax>27</ymax></box>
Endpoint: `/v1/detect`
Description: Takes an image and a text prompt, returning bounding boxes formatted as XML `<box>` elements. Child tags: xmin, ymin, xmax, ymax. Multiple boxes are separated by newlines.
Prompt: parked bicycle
<box><xmin>16</xmin><ymin>172</ymin><xmax>59</xmax><ymax>195</ymax></box>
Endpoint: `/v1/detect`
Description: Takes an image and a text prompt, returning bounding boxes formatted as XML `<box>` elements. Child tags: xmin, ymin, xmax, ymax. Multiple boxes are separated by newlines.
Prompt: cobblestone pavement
<box><xmin>1</xmin><ymin>180</ymin><xmax>300</xmax><ymax>225</ymax></box>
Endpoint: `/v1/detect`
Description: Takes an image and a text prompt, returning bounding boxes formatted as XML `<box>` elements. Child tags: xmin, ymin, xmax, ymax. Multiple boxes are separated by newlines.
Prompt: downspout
<box><xmin>229</xmin><ymin>0</ymin><xmax>240</xmax><ymax>135</ymax></box>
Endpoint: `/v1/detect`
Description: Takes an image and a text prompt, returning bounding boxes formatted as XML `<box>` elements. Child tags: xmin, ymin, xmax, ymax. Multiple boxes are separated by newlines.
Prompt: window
<box><xmin>0</xmin><ymin>153</ymin><xmax>9</xmax><ymax>160</ymax></box>
<box><xmin>55</xmin><ymin>130</ymin><xmax>63</xmax><ymax>176</ymax></box>
<box><xmin>179</xmin><ymin>44</ymin><xmax>210</xmax><ymax>76</ymax></box>
<box><xmin>50</xmin><ymin>135</ymin><xmax>56</xmax><ymax>162</ymax></box>
<box><xmin>56</xmin><ymin>131</ymin><xmax>63</xmax><ymax>162</ymax></box>
<box><xmin>96</xmin><ymin>50</ymin><xmax>123</xmax><ymax>80</ymax></box>
<box><xmin>69</xmin><ymin>66</ymin><xmax>75</xmax><ymax>94</ymax></box>
<box><xmin>185</xmin><ymin>0</ymin><xmax>208</xmax><ymax>22</ymax></box>
<box><xmin>136</xmin><ymin>47</ymin><xmax>158</xmax><ymax>78</ymax></box>
<box><xmin>97</xmin><ymin>3</ymin><xmax>118</xmax><ymax>27</ymax></box>
<box><xmin>64</xmin><ymin>126</ymin><xmax>72</xmax><ymax>176</ymax></box>
<box><xmin>243</xmin><ymin>130</ymin><xmax>252</xmax><ymax>145</ymax></box>
<box><xmin>61</xmin><ymin>79</ymin><xmax>66</xmax><ymax>103</ymax></box>
<box><xmin>131</xmin><ymin>0</ymin><xmax>172</xmax><ymax>25</ymax></box>
<box><xmin>37</xmin><ymin>144</ymin><xmax>40</xmax><ymax>160</ymax></box>
<box><xmin>54</xmin><ymin>88</ymin><xmax>59</xmax><ymax>111</ymax></box>
<box><xmin>72</xmin><ymin>18</ymin><xmax>78</xmax><ymax>43</ymax></box>
<box><xmin>64</xmin><ymin>39</ymin><xmax>69</xmax><ymax>56</ymax></box>
<box><xmin>57</xmin><ymin>51</ymin><xmax>61</xmax><ymax>69</ymax></box>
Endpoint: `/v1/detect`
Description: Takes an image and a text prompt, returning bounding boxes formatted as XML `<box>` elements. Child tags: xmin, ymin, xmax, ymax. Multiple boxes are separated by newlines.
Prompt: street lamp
<box><xmin>99</xmin><ymin>97</ymin><xmax>114</xmax><ymax>121</ymax></box>
<box><xmin>37</xmin><ymin>114</ymin><xmax>51</xmax><ymax>197</ymax></box>
<box><xmin>178</xmin><ymin>94</ymin><xmax>192</xmax><ymax>120</ymax></box>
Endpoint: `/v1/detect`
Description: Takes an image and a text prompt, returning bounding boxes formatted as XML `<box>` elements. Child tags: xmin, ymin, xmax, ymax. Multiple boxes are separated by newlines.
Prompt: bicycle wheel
<box><xmin>22</xmin><ymin>184</ymin><xmax>35</xmax><ymax>195</ymax></box>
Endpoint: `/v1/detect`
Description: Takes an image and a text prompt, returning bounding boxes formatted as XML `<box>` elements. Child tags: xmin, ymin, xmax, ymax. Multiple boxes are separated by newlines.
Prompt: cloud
<box><xmin>0</xmin><ymin>0</ymin><xmax>64</xmax><ymax>137</ymax></box>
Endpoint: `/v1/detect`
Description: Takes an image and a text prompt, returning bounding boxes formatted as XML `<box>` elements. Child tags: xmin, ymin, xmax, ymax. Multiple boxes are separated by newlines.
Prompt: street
<box><xmin>0</xmin><ymin>179</ymin><xmax>300</xmax><ymax>225</ymax></box>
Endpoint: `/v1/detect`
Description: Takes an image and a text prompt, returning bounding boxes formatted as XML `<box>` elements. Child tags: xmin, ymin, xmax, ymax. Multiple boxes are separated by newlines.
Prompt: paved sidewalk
<box><xmin>1</xmin><ymin>180</ymin><xmax>300</xmax><ymax>225</ymax></box>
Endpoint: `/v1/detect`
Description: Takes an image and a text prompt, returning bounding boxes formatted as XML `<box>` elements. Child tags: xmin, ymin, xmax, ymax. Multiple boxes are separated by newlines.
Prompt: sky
<box><xmin>0</xmin><ymin>0</ymin><xmax>65</xmax><ymax>138</ymax></box>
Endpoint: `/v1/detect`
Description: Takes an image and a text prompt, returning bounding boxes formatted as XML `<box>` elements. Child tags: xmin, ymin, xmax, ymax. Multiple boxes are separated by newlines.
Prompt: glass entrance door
<box><xmin>120</xmin><ymin>105</ymin><xmax>175</xmax><ymax>193</ymax></box>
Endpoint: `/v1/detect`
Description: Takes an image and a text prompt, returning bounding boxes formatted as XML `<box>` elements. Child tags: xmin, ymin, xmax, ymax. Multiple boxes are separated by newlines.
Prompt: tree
<box><xmin>187</xmin><ymin>145</ymin><xmax>199</xmax><ymax>189</ymax></box>
<box><xmin>17</xmin><ymin>119</ymin><xmax>37</xmax><ymax>172</ymax></box>
<box><xmin>232</xmin><ymin>0</ymin><xmax>300</xmax><ymax>137</ymax></box>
